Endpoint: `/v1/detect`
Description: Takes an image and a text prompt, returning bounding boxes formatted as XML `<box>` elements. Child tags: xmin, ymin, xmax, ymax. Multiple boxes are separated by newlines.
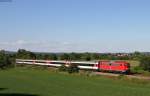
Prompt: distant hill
<box><xmin>1</xmin><ymin>49</ymin><xmax>150</xmax><ymax>56</ymax></box>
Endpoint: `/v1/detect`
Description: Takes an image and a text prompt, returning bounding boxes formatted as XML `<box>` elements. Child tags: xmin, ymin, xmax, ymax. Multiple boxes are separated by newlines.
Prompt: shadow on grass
<box><xmin>0</xmin><ymin>88</ymin><xmax>39</xmax><ymax>96</ymax></box>
<box><xmin>0</xmin><ymin>88</ymin><xmax>7</xmax><ymax>91</ymax></box>
<box><xmin>0</xmin><ymin>93</ymin><xmax>39</xmax><ymax>96</ymax></box>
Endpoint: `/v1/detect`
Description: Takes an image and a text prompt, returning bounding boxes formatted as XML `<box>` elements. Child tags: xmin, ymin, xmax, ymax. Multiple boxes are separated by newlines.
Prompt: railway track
<box><xmin>94</xmin><ymin>72</ymin><xmax>150</xmax><ymax>80</ymax></box>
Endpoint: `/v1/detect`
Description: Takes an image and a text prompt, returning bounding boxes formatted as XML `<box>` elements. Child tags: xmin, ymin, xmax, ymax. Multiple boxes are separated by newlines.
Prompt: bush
<box><xmin>59</xmin><ymin>63</ymin><xmax>79</xmax><ymax>74</ymax></box>
<box><xmin>67</xmin><ymin>63</ymin><xmax>79</xmax><ymax>74</ymax></box>
<box><xmin>59</xmin><ymin>64</ymin><xmax>67</xmax><ymax>72</ymax></box>
<box><xmin>131</xmin><ymin>66</ymin><xmax>144</xmax><ymax>74</ymax></box>
<box><xmin>140</xmin><ymin>56</ymin><xmax>150</xmax><ymax>71</ymax></box>
<box><xmin>0</xmin><ymin>51</ymin><xmax>14</xmax><ymax>69</ymax></box>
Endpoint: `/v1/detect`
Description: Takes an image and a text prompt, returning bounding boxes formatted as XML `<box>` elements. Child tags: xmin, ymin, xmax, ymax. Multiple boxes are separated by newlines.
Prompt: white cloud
<box><xmin>15</xmin><ymin>40</ymin><xmax>27</xmax><ymax>45</ymax></box>
<box><xmin>0</xmin><ymin>40</ymin><xmax>150</xmax><ymax>52</ymax></box>
<box><xmin>0</xmin><ymin>40</ymin><xmax>80</xmax><ymax>52</ymax></box>
<box><xmin>0</xmin><ymin>40</ymin><xmax>100</xmax><ymax>52</ymax></box>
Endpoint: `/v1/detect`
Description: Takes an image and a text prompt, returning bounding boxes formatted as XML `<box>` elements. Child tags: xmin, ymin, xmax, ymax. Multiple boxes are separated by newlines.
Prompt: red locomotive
<box><xmin>98</xmin><ymin>61</ymin><xmax>130</xmax><ymax>74</ymax></box>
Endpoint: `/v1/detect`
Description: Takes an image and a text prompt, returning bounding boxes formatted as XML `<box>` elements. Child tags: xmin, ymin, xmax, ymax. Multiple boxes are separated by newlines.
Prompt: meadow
<box><xmin>0</xmin><ymin>67</ymin><xmax>150</xmax><ymax>96</ymax></box>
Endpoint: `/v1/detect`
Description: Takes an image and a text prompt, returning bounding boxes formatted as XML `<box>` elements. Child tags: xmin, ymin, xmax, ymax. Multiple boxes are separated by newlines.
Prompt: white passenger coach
<box><xmin>16</xmin><ymin>59</ymin><xmax>98</xmax><ymax>70</ymax></box>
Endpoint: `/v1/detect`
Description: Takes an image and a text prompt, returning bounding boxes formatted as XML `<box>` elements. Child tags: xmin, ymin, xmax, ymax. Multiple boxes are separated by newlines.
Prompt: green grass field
<box><xmin>0</xmin><ymin>67</ymin><xmax>150</xmax><ymax>96</ymax></box>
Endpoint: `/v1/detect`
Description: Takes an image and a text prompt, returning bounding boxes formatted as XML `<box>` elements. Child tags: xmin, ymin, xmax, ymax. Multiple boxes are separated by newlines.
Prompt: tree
<box><xmin>16</xmin><ymin>49</ymin><xmax>36</xmax><ymax>59</ymax></box>
<box><xmin>99</xmin><ymin>54</ymin><xmax>109</xmax><ymax>60</ymax></box>
<box><xmin>132</xmin><ymin>51</ymin><xmax>143</xmax><ymax>60</ymax></box>
<box><xmin>36</xmin><ymin>53</ymin><xmax>43</xmax><ymax>59</ymax></box>
<box><xmin>60</xmin><ymin>53</ymin><xmax>70</xmax><ymax>60</ymax></box>
<box><xmin>91</xmin><ymin>53</ymin><xmax>100</xmax><ymax>60</ymax></box>
<box><xmin>0</xmin><ymin>51</ymin><xmax>13</xmax><ymax>69</ymax></box>
<box><xmin>43</xmin><ymin>54</ymin><xmax>51</xmax><ymax>60</ymax></box>
<box><xmin>140</xmin><ymin>56</ymin><xmax>150</xmax><ymax>71</ymax></box>
<box><xmin>68</xmin><ymin>53</ymin><xmax>81</xmax><ymax>60</ymax></box>
<box><xmin>67</xmin><ymin>63</ymin><xmax>79</xmax><ymax>73</ymax></box>
<box><xmin>81</xmin><ymin>53</ymin><xmax>91</xmax><ymax>61</ymax></box>
<box><xmin>49</xmin><ymin>54</ymin><xmax>58</xmax><ymax>60</ymax></box>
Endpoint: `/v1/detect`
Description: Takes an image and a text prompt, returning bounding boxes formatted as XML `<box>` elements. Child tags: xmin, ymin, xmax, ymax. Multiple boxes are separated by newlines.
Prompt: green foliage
<box><xmin>140</xmin><ymin>56</ymin><xmax>150</xmax><ymax>71</ymax></box>
<box><xmin>69</xmin><ymin>53</ymin><xmax>81</xmax><ymax>60</ymax></box>
<box><xmin>49</xmin><ymin>54</ymin><xmax>58</xmax><ymax>60</ymax></box>
<box><xmin>59</xmin><ymin>64</ymin><xmax>67</xmax><ymax>72</ymax></box>
<box><xmin>0</xmin><ymin>51</ymin><xmax>14</xmax><ymax>69</ymax></box>
<box><xmin>16</xmin><ymin>49</ymin><xmax>36</xmax><ymax>59</ymax></box>
<box><xmin>59</xmin><ymin>63</ymin><xmax>79</xmax><ymax>73</ymax></box>
<box><xmin>35</xmin><ymin>54</ymin><xmax>44</xmax><ymax>59</ymax></box>
<box><xmin>81</xmin><ymin>52</ymin><xmax>91</xmax><ymax>61</ymax></box>
<box><xmin>131</xmin><ymin>66</ymin><xmax>144</xmax><ymax>74</ymax></box>
<box><xmin>36</xmin><ymin>53</ymin><xmax>58</xmax><ymax>60</ymax></box>
<box><xmin>60</xmin><ymin>53</ymin><xmax>70</xmax><ymax>60</ymax></box>
<box><xmin>91</xmin><ymin>53</ymin><xmax>100</xmax><ymax>60</ymax></box>
<box><xmin>99</xmin><ymin>54</ymin><xmax>111</xmax><ymax>60</ymax></box>
<box><xmin>132</xmin><ymin>51</ymin><xmax>143</xmax><ymax>60</ymax></box>
<box><xmin>67</xmin><ymin>63</ymin><xmax>79</xmax><ymax>73</ymax></box>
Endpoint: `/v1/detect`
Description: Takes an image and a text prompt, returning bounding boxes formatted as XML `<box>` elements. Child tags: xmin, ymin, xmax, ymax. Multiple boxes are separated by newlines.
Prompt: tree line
<box><xmin>15</xmin><ymin>49</ymin><xmax>133</xmax><ymax>60</ymax></box>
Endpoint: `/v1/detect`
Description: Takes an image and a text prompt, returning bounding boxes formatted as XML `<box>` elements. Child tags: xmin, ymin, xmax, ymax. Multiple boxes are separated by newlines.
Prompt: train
<box><xmin>16</xmin><ymin>59</ymin><xmax>130</xmax><ymax>74</ymax></box>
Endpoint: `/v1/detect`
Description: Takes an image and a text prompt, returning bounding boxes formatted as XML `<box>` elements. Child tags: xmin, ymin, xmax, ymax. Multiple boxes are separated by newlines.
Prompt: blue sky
<box><xmin>0</xmin><ymin>0</ymin><xmax>150</xmax><ymax>52</ymax></box>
